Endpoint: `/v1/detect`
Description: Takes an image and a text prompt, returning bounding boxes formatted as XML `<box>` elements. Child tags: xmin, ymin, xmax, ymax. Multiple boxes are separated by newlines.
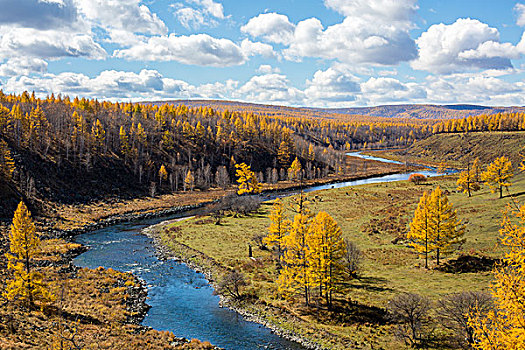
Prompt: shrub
<box><xmin>409</xmin><ymin>173</ymin><xmax>427</xmax><ymax>185</ymax></box>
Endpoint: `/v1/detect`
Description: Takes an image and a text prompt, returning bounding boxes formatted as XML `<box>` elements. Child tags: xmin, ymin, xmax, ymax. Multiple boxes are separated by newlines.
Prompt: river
<box><xmin>73</xmin><ymin>152</ymin><xmax>442</xmax><ymax>350</ymax></box>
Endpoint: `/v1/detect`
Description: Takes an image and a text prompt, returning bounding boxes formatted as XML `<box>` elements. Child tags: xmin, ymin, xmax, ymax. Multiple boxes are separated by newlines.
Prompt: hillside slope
<box><xmin>382</xmin><ymin>132</ymin><xmax>525</xmax><ymax>168</ymax></box>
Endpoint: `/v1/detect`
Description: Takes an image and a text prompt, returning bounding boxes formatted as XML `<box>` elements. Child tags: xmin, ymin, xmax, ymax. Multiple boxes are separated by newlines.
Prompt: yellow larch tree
<box><xmin>4</xmin><ymin>201</ymin><xmax>53</xmax><ymax>308</ymax></box>
<box><xmin>184</xmin><ymin>169</ymin><xmax>195</xmax><ymax>191</ymax></box>
<box><xmin>0</xmin><ymin>139</ymin><xmax>15</xmax><ymax>180</ymax></box>
<box><xmin>407</xmin><ymin>191</ymin><xmax>435</xmax><ymax>269</ymax></box>
<box><xmin>91</xmin><ymin>119</ymin><xmax>105</xmax><ymax>152</ymax></box>
<box><xmin>278</xmin><ymin>212</ymin><xmax>312</xmax><ymax>305</ymax></box>
<box><xmin>119</xmin><ymin>126</ymin><xmax>130</xmax><ymax>156</ymax></box>
<box><xmin>235</xmin><ymin>163</ymin><xmax>262</xmax><ymax>195</ymax></box>
<box><xmin>469</xmin><ymin>203</ymin><xmax>525</xmax><ymax>350</ymax></box>
<box><xmin>429</xmin><ymin>186</ymin><xmax>465</xmax><ymax>265</ymax></box>
<box><xmin>288</xmin><ymin>157</ymin><xmax>302</xmax><ymax>182</ymax></box>
<box><xmin>263</xmin><ymin>198</ymin><xmax>290</xmax><ymax>266</ymax></box>
<box><xmin>482</xmin><ymin>156</ymin><xmax>514</xmax><ymax>199</ymax></box>
<box><xmin>159</xmin><ymin>165</ymin><xmax>168</xmax><ymax>187</ymax></box>
<box><xmin>457</xmin><ymin>162</ymin><xmax>481</xmax><ymax>197</ymax></box>
<box><xmin>307</xmin><ymin>211</ymin><xmax>347</xmax><ymax>308</ymax></box>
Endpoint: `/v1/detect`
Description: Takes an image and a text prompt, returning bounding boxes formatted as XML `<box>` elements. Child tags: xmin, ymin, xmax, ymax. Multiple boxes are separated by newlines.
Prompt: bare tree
<box><xmin>215</xmin><ymin>166</ymin><xmax>230</xmax><ymax>189</ymax></box>
<box><xmin>437</xmin><ymin>291</ymin><xmax>493</xmax><ymax>348</ymax></box>
<box><xmin>344</xmin><ymin>239</ymin><xmax>361</xmax><ymax>277</ymax></box>
<box><xmin>214</xmin><ymin>270</ymin><xmax>247</xmax><ymax>300</ymax></box>
<box><xmin>387</xmin><ymin>293</ymin><xmax>432</xmax><ymax>347</ymax></box>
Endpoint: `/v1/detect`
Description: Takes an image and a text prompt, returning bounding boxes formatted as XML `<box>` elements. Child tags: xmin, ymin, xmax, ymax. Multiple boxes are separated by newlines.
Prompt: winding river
<box><xmin>73</xmin><ymin>152</ymin><xmax>442</xmax><ymax>350</ymax></box>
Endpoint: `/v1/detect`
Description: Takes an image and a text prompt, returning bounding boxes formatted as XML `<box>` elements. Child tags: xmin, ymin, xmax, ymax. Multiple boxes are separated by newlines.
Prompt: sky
<box><xmin>1</xmin><ymin>0</ymin><xmax>525</xmax><ymax>107</ymax></box>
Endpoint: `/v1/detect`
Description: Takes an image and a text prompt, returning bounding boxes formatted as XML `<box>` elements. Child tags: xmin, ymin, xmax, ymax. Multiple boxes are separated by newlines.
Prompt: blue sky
<box><xmin>1</xmin><ymin>0</ymin><xmax>525</xmax><ymax>107</ymax></box>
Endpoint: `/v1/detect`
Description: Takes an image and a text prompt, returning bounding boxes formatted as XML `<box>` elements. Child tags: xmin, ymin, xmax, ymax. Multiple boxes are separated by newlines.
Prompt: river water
<box><xmin>73</xmin><ymin>152</ymin><xmax>441</xmax><ymax>350</ymax></box>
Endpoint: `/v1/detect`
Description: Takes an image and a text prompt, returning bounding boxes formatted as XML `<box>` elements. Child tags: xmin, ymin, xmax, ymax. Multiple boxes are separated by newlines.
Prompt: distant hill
<box><xmin>151</xmin><ymin>100</ymin><xmax>525</xmax><ymax>120</ymax></box>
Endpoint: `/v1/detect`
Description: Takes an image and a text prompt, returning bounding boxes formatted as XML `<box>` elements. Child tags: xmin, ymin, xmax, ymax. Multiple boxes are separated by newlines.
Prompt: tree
<box><xmin>0</xmin><ymin>139</ymin><xmax>15</xmax><ymax>180</ymax></box>
<box><xmin>235</xmin><ymin>163</ymin><xmax>262</xmax><ymax>195</ymax></box>
<box><xmin>437</xmin><ymin>292</ymin><xmax>493</xmax><ymax>348</ymax></box>
<box><xmin>159</xmin><ymin>165</ymin><xmax>168</xmax><ymax>187</ymax></box>
<box><xmin>407</xmin><ymin>187</ymin><xmax>465</xmax><ymax>267</ymax></box>
<box><xmin>387</xmin><ymin>293</ymin><xmax>432</xmax><ymax>348</ymax></box>
<box><xmin>469</xmin><ymin>203</ymin><xmax>525</xmax><ymax>349</ymax></box>
<box><xmin>429</xmin><ymin>186</ymin><xmax>465</xmax><ymax>265</ymax></box>
<box><xmin>409</xmin><ymin>173</ymin><xmax>426</xmax><ymax>185</ymax></box>
<box><xmin>407</xmin><ymin>192</ymin><xmax>434</xmax><ymax>269</ymax></box>
<box><xmin>307</xmin><ymin>211</ymin><xmax>347</xmax><ymax>307</ymax></box>
<box><xmin>4</xmin><ymin>201</ymin><xmax>53</xmax><ymax>308</ymax></box>
<box><xmin>482</xmin><ymin>156</ymin><xmax>513</xmax><ymax>199</ymax></box>
<box><xmin>119</xmin><ymin>126</ymin><xmax>130</xmax><ymax>156</ymax></box>
<box><xmin>457</xmin><ymin>161</ymin><xmax>481</xmax><ymax>197</ymax></box>
<box><xmin>184</xmin><ymin>170</ymin><xmax>194</xmax><ymax>191</ymax></box>
<box><xmin>278</xmin><ymin>213</ymin><xmax>312</xmax><ymax>305</ymax></box>
<box><xmin>344</xmin><ymin>239</ymin><xmax>361</xmax><ymax>278</ymax></box>
<box><xmin>288</xmin><ymin>157</ymin><xmax>302</xmax><ymax>182</ymax></box>
<box><xmin>263</xmin><ymin>198</ymin><xmax>290</xmax><ymax>266</ymax></box>
<box><xmin>214</xmin><ymin>270</ymin><xmax>247</xmax><ymax>300</ymax></box>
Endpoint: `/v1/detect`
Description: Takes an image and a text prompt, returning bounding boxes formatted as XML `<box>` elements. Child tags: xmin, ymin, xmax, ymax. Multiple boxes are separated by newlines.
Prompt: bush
<box><xmin>214</xmin><ymin>270</ymin><xmax>247</xmax><ymax>300</ymax></box>
<box><xmin>409</xmin><ymin>173</ymin><xmax>427</xmax><ymax>185</ymax></box>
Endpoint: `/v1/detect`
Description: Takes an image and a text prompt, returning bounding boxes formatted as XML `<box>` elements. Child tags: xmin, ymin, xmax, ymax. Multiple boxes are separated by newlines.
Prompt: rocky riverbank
<box><xmin>142</xmin><ymin>220</ymin><xmax>325</xmax><ymax>350</ymax></box>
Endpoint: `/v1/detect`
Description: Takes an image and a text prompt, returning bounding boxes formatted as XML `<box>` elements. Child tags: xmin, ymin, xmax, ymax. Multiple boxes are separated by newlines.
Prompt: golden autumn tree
<box><xmin>288</xmin><ymin>157</ymin><xmax>302</xmax><ymax>182</ymax></box>
<box><xmin>119</xmin><ymin>126</ymin><xmax>130</xmax><ymax>156</ymax></box>
<box><xmin>278</xmin><ymin>212</ymin><xmax>312</xmax><ymax>305</ymax></box>
<box><xmin>430</xmin><ymin>186</ymin><xmax>465</xmax><ymax>265</ymax></box>
<box><xmin>4</xmin><ymin>201</ymin><xmax>53</xmax><ymax>308</ymax></box>
<box><xmin>184</xmin><ymin>169</ymin><xmax>195</xmax><ymax>191</ymax></box>
<box><xmin>408</xmin><ymin>187</ymin><xmax>465</xmax><ymax>267</ymax></box>
<box><xmin>457</xmin><ymin>162</ymin><xmax>481</xmax><ymax>197</ymax></box>
<box><xmin>469</xmin><ymin>203</ymin><xmax>525</xmax><ymax>349</ymax></box>
<box><xmin>263</xmin><ymin>198</ymin><xmax>290</xmax><ymax>266</ymax></box>
<box><xmin>235</xmin><ymin>163</ymin><xmax>262</xmax><ymax>195</ymax></box>
<box><xmin>307</xmin><ymin>211</ymin><xmax>347</xmax><ymax>308</ymax></box>
<box><xmin>91</xmin><ymin>119</ymin><xmax>105</xmax><ymax>151</ymax></box>
<box><xmin>407</xmin><ymin>191</ymin><xmax>434</xmax><ymax>269</ymax></box>
<box><xmin>482</xmin><ymin>156</ymin><xmax>514</xmax><ymax>199</ymax></box>
<box><xmin>0</xmin><ymin>139</ymin><xmax>15</xmax><ymax>180</ymax></box>
<box><xmin>159</xmin><ymin>165</ymin><xmax>168</xmax><ymax>187</ymax></box>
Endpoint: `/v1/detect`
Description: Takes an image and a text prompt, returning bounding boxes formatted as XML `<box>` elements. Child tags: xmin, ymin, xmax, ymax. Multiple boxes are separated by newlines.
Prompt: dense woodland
<box><xmin>432</xmin><ymin>112</ymin><xmax>525</xmax><ymax>133</ymax></box>
<box><xmin>0</xmin><ymin>90</ymin><xmax>431</xmax><ymax>218</ymax></box>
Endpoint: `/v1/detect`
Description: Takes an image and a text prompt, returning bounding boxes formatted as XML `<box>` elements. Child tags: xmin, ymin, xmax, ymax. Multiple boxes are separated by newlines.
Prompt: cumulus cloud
<box><xmin>0</xmin><ymin>57</ymin><xmax>48</xmax><ymax>77</ymax></box>
<box><xmin>256</xmin><ymin>65</ymin><xmax>280</xmax><ymax>74</ymax></box>
<box><xmin>172</xmin><ymin>6</ymin><xmax>207</xmax><ymax>30</ymax></box>
<box><xmin>187</xmin><ymin>0</ymin><xmax>225</xmax><ymax>19</ymax></box>
<box><xmin>74</xmin><ymin>0</ymin><xmax>167</xmax><ymax>45</ymax></box>
<box><xmin>0</xmin><ymin>27</ymin><xmax>106</xmax><ymax>60</ymax></box>
<box><xmin>0</xmin><ymin>0</ymin><xmax>78</xmax><ymax>30</ymax></box>
<box><xmin>241</xmin><ymin>13</ymin><xmax>295</xmax><ymax>45</ymax></box>
<box><xmin>114</xmin><ymin>34</ymin><xmax>246</xmax><ymax>66</ymax></box>
<box><xmin>235</xmin><ymin>73</ymin><xmax>304</xmax><ymax>103</ymax></box>
<box><xmin>282</xmin><ymin>0</ymin><xmax>417</xmax><ymax>66</ymax></box>
<box><xmin>412</xmin><ymin>18</ymin><xmax>519</xmax><ymax>74</ymax></box>
<box><xmin>172</xmin><ymin>0</ymin><xmax>226</xmax><ymax>30</ymax></box>
<box><xmin>240</xmin><ymin>39</ymin><xmax>275</xmax><ymax>58</ymax></box>
<box><xmin>360</xmin><ymin>77</ymin><xmax>427</xmax><ymax>104</ymax></box>
<box><xmin>324</xmin><ymin>0</ymin><xmax>418</xmax><ymax>23</ymax></box>
<box><xmin>304</xmin><ymin>66</ymin><xmax>360</xmax><ymax>103</ymax></box>
<box><xmin>515</xmin><ymin>3</ymin><xmax>525</xmax><ymax>26</ymax></box>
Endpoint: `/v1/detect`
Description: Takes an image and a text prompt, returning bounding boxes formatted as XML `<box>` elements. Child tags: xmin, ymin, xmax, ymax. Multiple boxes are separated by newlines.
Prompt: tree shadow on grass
<box><xmin>346</xmin><ymin>276</ymin><xmax>393</xmax><ymax>293</ymax></box>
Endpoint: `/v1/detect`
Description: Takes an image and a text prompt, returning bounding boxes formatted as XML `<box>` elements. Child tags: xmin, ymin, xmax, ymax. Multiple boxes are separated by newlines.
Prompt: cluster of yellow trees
<box><xmin>457</xmin><ymin>156</ymin><xmax>514</xmax><ymax>198</ymax></box>
<box><xmin>407</xmin><ymin>187</ymin><xmax>465</xmax><ymax>269</ymax></box>
<box><xmin>433</xmin><ymin>112</ymin><xmax>525</xmax><ymax>134</ymax></box>
<box><xmin>263</xmin><ymin>198</ymin><xmax>349</xmax><ymax>308</ymax></box>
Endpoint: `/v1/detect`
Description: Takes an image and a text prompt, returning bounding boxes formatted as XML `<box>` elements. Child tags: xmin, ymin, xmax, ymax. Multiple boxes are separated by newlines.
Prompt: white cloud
<box><xmin>172</xmin><ymin>6</ymin><xmax>207</xmax><ymax>30</ymax></box>
<box><xmin>412</xmin><ymin>18</ymin><xmax>518</xmax><ymax>74</ymax></box>
<box><xmin>187</xmin><ymin>0</ymin><xmax>225</xmax><ymax>19</ymax></box>
<box><xmin>304</xmin><ymin>66</ymin><xmax>360</xmax><ymax>103</ymax></box>
<box><xmin>114</xmin><ymin>34</ymin><xmax>246</xmax><ymax>66</ymax></box>
<box><xmin>0</xmin><ymin>0</ymin><xmax>78</xmax><ymax>30</ymax></box>
<box><xmin>256</xmin><ymin>65</ymin><xmax>280</xmax><ymax>74</ymax></box>
<box><xmin>240</xmin><ymin>39</ymin><xmax>275</xmax><ymax>58</ymax></box>
<box><xmin>283</xmin><ymin>0</ymin><xmax>417</xmax><ymax>66</ymax></box>
<box><xmin>0</xmin><ymin>27</ymin><xmax>107</xmax><ymax>60</ymax></box>
<box><xmin>241</xmin><ymin>13</ymin><xmax>295</xmax><ymax>45</ymax></box>
<box><xmin>360</xmin><ymin>77</ymin><xmax>427</xmax><ymax>104</ymax></box>
<box><xmin>74</xmin><ymin>0</ymin><xmax>167</xmax><ymax>45</ymax></box>
<box><xmin>235</xmin><ymin>73</ymin><xmax>305</xmax><ymax>103</ymax></box>
<box><xmin>324</xmin><ymin>0</ymin><xmax>418</xmax><ymax>23</ymax></box>
<box><xmin>515</xmin><ymin>3</ymin><xmax>525</xmax><ymax>26</ymax></box>
<box><xmin>0</xmin><ymin>57</ymin><xmax>48</xmax><ymax>77</ymax></box>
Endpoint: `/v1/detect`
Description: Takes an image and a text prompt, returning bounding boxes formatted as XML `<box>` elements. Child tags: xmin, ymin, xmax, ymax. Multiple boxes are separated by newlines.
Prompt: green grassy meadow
<box><xmin>159</xmin><ymin>170</ymin><xmax>525</xmax><ymax>349</ymax></box>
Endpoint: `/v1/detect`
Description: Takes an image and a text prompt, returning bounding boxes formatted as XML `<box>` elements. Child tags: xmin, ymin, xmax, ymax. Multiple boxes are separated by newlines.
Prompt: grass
<box><xmin>158</xmin><ymin>170</ymin><xmax>525</xmax><ymax>349</ymax></box>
